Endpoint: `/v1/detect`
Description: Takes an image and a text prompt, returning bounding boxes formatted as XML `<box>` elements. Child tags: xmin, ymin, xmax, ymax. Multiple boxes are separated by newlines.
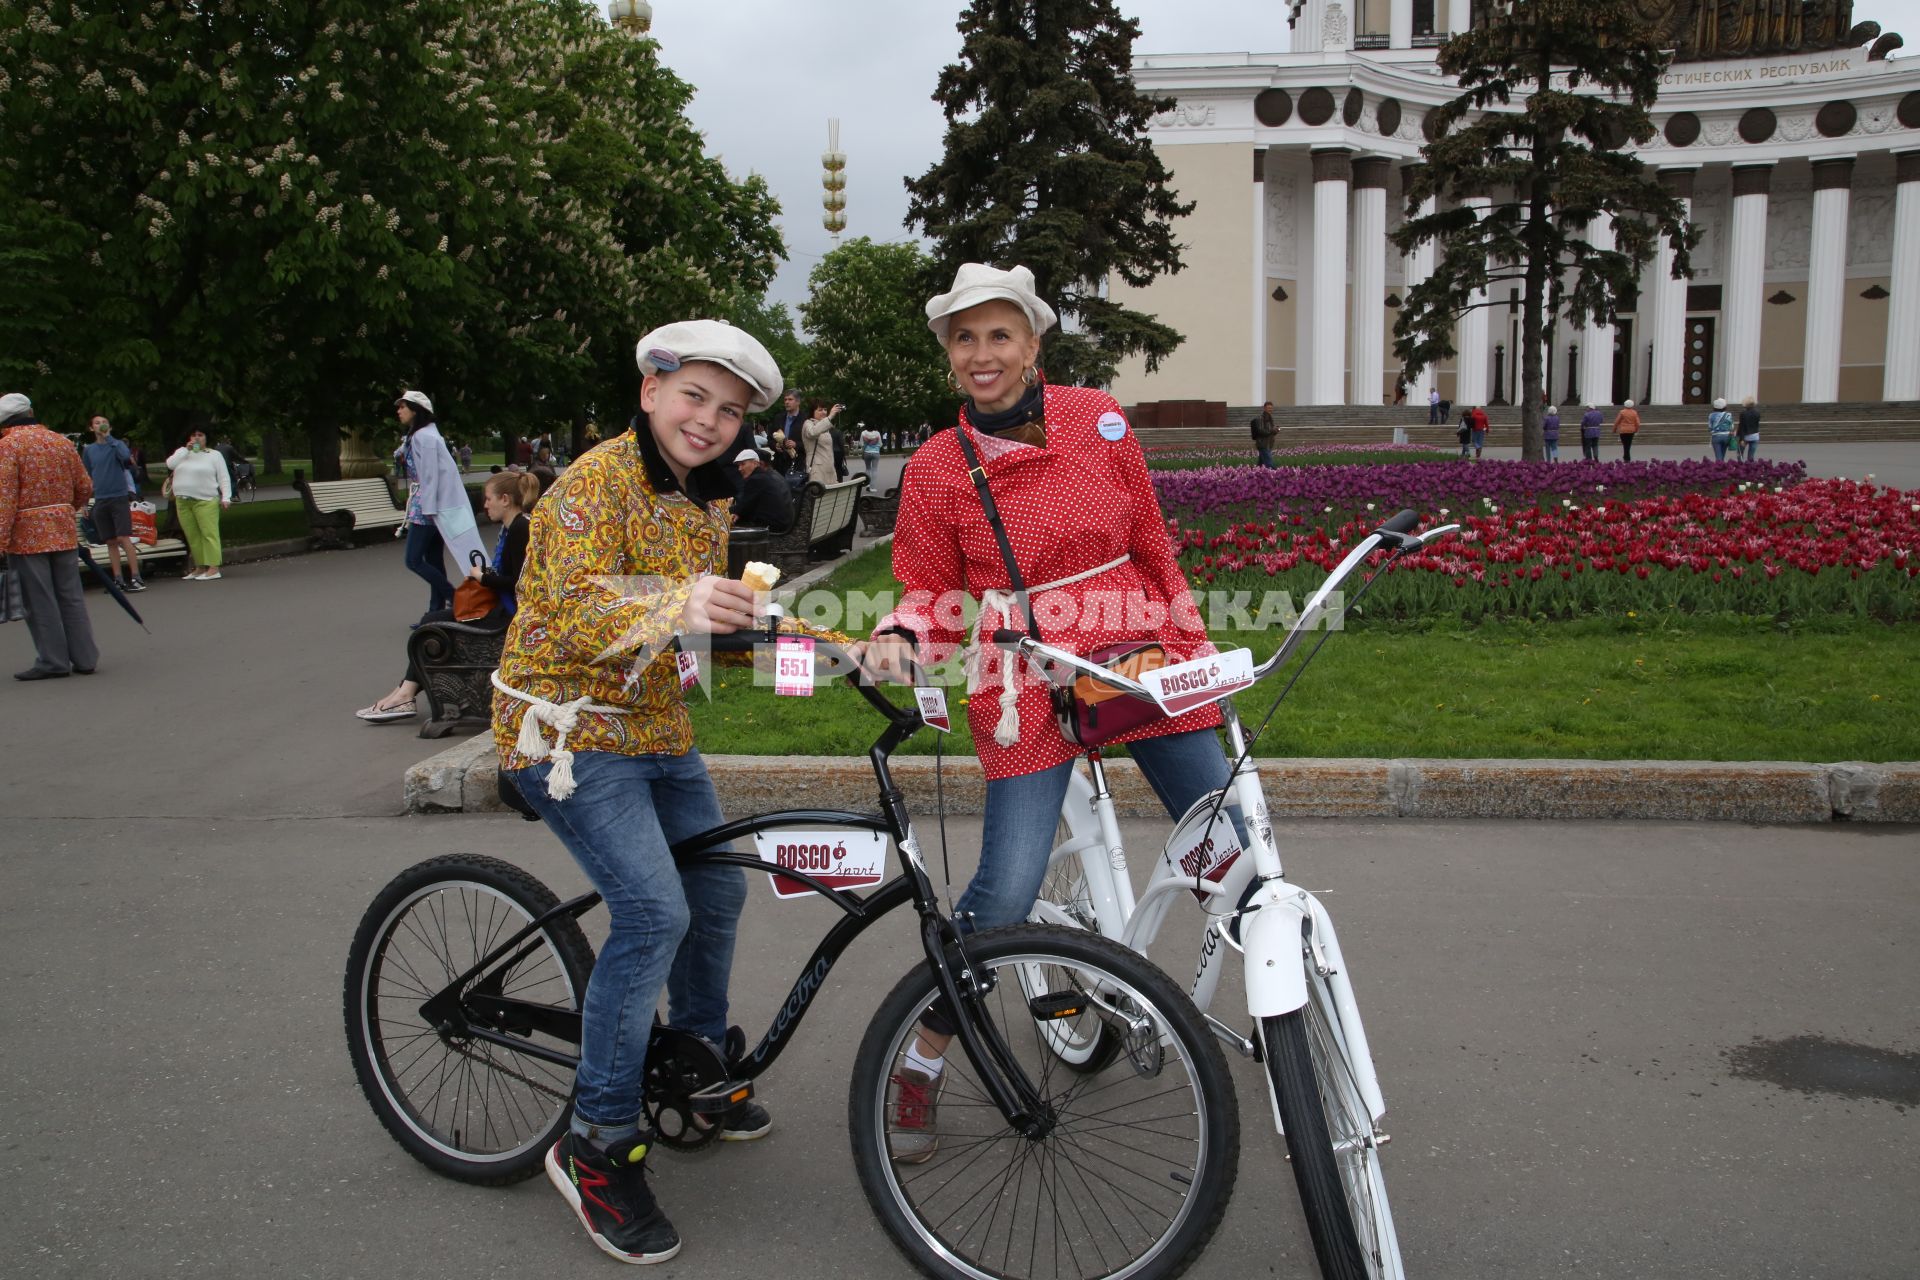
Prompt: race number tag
<box><xmin>752</xmin><ymin>828</ymin><xmax>890</xmax><ymax>900</ymax></box>
<box><xmin>1141</xmin><ymin>649</ymin><xmax>1255</xmax><ymax>716</ymax></box>
<box><xmin>774</xmin><ymin>636</ymin><xmax>815</xmax><ymax>697</ymax></box>
<box><xmin>914</xmin><ymin>685</ymin><xmax>952</xmax><ymax>732</ymax></box>
<box><xmin>676</xmin><ymin>649</ymin><xmax>700</xmax><ymax>692</ymax></box>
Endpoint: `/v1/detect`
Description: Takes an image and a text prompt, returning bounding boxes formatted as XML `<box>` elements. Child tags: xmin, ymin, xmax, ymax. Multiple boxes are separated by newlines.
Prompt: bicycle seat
<box><xmin>497</xmin><ymin>771</ymin><xmax>542</xmax><ymax>821</ymax></box>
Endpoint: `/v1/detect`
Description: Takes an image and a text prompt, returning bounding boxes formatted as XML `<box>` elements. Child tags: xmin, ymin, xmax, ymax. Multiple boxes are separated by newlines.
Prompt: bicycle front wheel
<box><xmin>1260</xmin><ymin>982</ymin><xmax>1402</xmax><ymax>1279</ymax></box>
<box><xmin>344</xmin><ymin>854</ymin><xmax>593</xmax><ymax>1185</ymax></box>
<box><xmin>850</xmin><ymin>923</ymin><xmax>1239</xmax><ymax>1280</ymax></box>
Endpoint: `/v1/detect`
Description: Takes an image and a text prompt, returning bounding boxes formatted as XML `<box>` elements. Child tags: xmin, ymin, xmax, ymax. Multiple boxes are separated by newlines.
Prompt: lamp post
<box><xmin>607</xmin><ymin>0</ymin><xmax>652</xmax><ymax>35</ymax></box>
<box><xmin>822</xmin><ymin>119</ymin><xmax>847</xmax><ymax>244</ymax></box>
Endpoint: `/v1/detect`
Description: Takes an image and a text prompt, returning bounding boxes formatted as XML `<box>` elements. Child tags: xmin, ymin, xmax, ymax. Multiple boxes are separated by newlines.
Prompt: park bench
<box><xmin>729</xmin><ymin>474</ymin><xmax>868</xmax><ymax>580</ymax></box>
<box><xmin>856</xmin><ymin>481</ymin><xmax>902</xmax><ymax>537</ymax></box>
<box><xmin>78</xmin><ymin>510</ymin><xmax>189</xmax><ymax>575</ymax></box>
<box><xmin>408</xmin><ymin>621</ymin><xmax>505</xmax><ymax>739</ymax></box>
<box><xmin>292</xmin><ymin>471</ymin><xmax>406</xmax><ymax>549</ymax></box>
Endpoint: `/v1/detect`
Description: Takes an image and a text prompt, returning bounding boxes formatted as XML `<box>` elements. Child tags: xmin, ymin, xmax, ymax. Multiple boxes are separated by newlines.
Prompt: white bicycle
<box><xmin>995</xmin><ymin>509</ymin><xmax>1459</xmax><ymax>1280</ymax></box>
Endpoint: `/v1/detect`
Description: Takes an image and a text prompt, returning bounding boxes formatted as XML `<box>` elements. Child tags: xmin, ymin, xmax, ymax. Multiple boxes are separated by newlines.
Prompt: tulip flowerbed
<box><xmin>1146</xmin><ymin>442</ymin><xmax>1454</xmax><ymax>470</ymax></box>
<box><xmin>1175</xmin><ymin>476</ymin><xmax>1920</xmax><ymax>622</ymax></box>
<box><xmin>1153</xmin><ymin>457</ymin><xmax>1808</xmax><ymax>520</ymax></box>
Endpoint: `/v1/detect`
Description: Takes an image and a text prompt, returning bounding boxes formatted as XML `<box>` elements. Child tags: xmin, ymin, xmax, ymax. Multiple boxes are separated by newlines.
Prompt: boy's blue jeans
<box><xmin>505</xmin><ymin>749</ymin><xmax>745</xmax><ymax>1139</ymax></box>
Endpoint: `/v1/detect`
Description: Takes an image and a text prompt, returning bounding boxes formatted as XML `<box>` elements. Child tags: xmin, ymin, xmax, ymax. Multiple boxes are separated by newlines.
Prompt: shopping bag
<box><xmin>130</xmin><ymin>501</ymin><xmax>159</xmax><ymax>546</ymax></box>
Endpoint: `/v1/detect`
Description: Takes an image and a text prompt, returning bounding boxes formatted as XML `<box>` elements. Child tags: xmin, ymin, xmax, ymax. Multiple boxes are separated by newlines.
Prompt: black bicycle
<box><xmin>344</xmin><ymin>629</ymin><xmax>1240</xmax><ymax>1280</ymax></box>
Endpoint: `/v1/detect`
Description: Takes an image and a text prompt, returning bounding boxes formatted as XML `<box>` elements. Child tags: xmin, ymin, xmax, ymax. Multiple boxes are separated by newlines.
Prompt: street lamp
<box><xmin>822</xmin><ymin>118</ymin><xmax>848</xmax><ymax>242</ymax></box>
<box><xmin>607</xmin><ymin>0</ymin><xmax>652</xmax><ymax>35</ymax></box>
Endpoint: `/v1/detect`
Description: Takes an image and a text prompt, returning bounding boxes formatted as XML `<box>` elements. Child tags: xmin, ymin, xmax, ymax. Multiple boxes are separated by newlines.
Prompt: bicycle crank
<box><xmin>641</xmin><ymin>1027</ymin><xmax>730</xmax><ymax>1151</ymax></box>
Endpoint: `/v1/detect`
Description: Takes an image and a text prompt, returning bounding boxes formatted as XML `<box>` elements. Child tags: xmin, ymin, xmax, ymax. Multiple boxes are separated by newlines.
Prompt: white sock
<box><xmin>905</xmin><ymin>1043</ymin><xmax>945</xmax><ymax>1079</ymax></box>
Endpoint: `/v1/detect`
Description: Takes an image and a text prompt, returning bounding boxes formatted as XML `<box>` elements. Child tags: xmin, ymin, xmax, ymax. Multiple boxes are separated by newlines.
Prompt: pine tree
<box><xmin>1392</xmin><ymin>0</ymin><xmax>1694</xmax><ymax>460</ymax></box>
<box><xmin>905</xmin><ymin>0</ymin><xmax>1192</xmax><ymax>389</ymax></box>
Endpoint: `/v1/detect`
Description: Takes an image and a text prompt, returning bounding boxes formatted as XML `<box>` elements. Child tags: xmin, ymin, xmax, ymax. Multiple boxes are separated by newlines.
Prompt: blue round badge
<box><xmin>1096</xmin><ymin>411</ymin><xmax>1128</xmax><ymax>442</ymax></box>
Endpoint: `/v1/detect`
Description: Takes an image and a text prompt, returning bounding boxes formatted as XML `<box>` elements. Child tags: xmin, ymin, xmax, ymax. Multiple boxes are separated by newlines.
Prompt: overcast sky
<box><xmin>644</xmin><ymin>0</ymin><xmax>1920</xmax><ymax>316</ymax></box>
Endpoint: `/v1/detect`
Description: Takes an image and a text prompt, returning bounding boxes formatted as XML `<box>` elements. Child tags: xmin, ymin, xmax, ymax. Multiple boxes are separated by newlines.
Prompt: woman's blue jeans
<box><xmin>505</xmin><ymin>750</ymin><xmax>746</xmax><ymax>1138</ymax></box>
<box><xmin>403</xmin><ymin>520</ymin><xmax>453</xmax><ymax>613</ymax></box>
<box><xmin>957</xmin><ymin>728</ymin><xmax>1243</xmax><ymax>932</ymax></box>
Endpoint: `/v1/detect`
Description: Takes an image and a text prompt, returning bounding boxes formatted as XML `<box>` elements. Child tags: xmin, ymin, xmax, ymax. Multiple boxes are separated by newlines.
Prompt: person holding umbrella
<box><xmin>0</xmin><ymin>393</ymin><xmax>100</xmax><ymax>679</ymax></box>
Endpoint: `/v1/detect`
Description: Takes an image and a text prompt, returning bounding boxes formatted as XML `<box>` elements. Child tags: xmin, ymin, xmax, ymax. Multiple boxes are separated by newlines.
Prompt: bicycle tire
<box><xmin>1261</xmin><ymin>992</ymin><xmax>1401</xmax><ymax>1280</ymax></box>
<box><xmin>1028</xmin><ymin>815</ymin><xmax>1123</xmax><ymax>1074</ymax></box>
<box><xmin>850</xmin><ymin>923</ymin><xmax>1239</xmax><ymax>1280</ymax></box>
<box><xmin>344</xmin><ymin>854</ymin><xmax>594</xmax><ymax>1185</ymax></box>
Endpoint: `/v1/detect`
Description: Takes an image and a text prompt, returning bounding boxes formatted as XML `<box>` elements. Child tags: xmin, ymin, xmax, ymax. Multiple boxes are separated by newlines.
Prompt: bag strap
<box><xmin>953</xmin><ymin>426</ymin><xmax>1041</xmax><ymax>641</ymax></box>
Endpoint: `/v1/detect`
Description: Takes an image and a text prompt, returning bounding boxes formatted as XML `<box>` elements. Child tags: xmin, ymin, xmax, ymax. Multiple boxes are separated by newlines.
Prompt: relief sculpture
<box><xmin>1485</xmin><ymin>0</ymin><xmax>1884</xmax><ymax>61</ymax></box>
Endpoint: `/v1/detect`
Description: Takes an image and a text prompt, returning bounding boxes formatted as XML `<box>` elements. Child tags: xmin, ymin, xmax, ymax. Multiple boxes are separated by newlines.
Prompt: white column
<box><xmin>1579</xmin><ymin>216</ymin><xmax>1617</xmax><ymax>404</ymax></box>
<box><xmin>1802</xmin><ymin>158</ymin><xmax>1853</xmax><ymax>403</ymax></box>
<box><xmin>1648</xmin><ymin>169</ymin><xmax>1694</xmax><ymax>405</ymax></box>
<box><xmin>1722</xmin><ymin>164</ymin><xmax>1772</xmax><ymax>405</ymax></box>
<box><xmin>1350</xmin><ymin>158</ymin><xmax>1389</xmax><ymax>406</ymax></box>
<box><xmin>1454</xmin><ymin>195</ymin><xmax>1490</xmax><ymax>406</ymax></box>
<box><xmin>1447</xmin><ymin>0</ymin><xmax>1471</xmax><ymax>35</ymax></box>
<box><xmin>1402</xmin><ymin>165</ymin><xmax>1437</xmax><ymax>387</ymax></box>
<box><xmin>1390</xmin><ymin>0</ymin><xmax>1413</xmax><ymax>48</ymax></box>
<box><xmin>1292</xmin><ymin>0</ymin><xmax>1325</xmax><ymax>53</ymax></box>
<box><xmin>1252</xmin><ymin>148</ymin><xmax>1269</xmax><ymax>407</ymax></box>
<box><xmin>1886</xmin><ymin>152</ymin><xmax>1920</xmax><ymax>402</ymax></box>
<box><xmin>1309</xmin><ymin>150</ymin><xmax>1352</xmax><ymax>405</ymax></box>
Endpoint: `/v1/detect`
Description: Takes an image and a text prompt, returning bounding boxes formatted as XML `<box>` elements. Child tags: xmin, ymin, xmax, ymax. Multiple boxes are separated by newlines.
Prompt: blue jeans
<box><xmin>505</xmin><ymin>750</ymin><xmax>746</xmax><ymax>1138</ymax></box>
<box><xmin>956</xmin><ymin>728</ymin><xmax>1244</xmax><ymax>932</ymax></box>
<box><xmin>403</xmin><ymin>520</ymin><xmax>453</xmax><ymax>613</ymax></box>
<box><xmin>1256</xmin><ymin>444</ymin><xmax>1273</xmax><ymax>468</ymax></box>
<box><xmin>1712</xmin><ymin>437</ymin><xmax>1731</xmax><ymax>461</ymax></box>
<box><xmin>1544</xmin><ymin>441</ymin><xmax>1559</xmax><ymax>462</ymax></box>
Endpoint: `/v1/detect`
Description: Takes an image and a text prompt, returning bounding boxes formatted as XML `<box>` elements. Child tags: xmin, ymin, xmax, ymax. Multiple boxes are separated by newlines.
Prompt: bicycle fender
<box><xmin>1241</xmin><ymin>887</ymin><xmax>1311</xmax><ymax>1017</ymax></box>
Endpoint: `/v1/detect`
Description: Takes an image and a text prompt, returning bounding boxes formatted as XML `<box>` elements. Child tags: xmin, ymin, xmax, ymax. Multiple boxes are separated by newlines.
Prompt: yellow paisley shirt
<box><xmin>493</xmin><ymin>431</ymin><xmax>732</xmax><ymax>768</ymax></box>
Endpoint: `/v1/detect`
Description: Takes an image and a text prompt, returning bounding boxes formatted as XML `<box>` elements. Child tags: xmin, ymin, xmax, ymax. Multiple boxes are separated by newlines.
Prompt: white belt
<box><xmin>491</xmin><ymin>672</ymin><xmax>630</xmax><ymax>801</ymax></box>
<box><xmin>970</xmin><ymin>554</ymin><xmax>1128</xmax><ymax>749</ymax></box>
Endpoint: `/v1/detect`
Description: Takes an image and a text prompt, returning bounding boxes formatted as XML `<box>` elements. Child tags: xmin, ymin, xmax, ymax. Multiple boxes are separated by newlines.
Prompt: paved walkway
<box><xmin>2</xmin><ymin>469</ymin><xmax>1916</xmax><ymax>1278</ymax></box>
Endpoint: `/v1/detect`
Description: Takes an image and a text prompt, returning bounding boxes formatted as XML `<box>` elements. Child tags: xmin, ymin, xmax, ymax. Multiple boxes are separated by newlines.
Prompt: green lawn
<box><xmin>685</xmin><ymin>544</ymin><xmax>1920</xmax><ymax>761</ymax></box>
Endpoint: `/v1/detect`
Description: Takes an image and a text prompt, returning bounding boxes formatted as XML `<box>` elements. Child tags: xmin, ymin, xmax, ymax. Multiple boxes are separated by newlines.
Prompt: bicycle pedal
<box><xmin>688</xmin><ymin>1080</ymin><xmax>754</xmax><ymax>1115</ymax></box>
<box><xmin>1027</xmin><ymin>991</ymin><xmax>1089</xmax><ymax>1021</ymax></box>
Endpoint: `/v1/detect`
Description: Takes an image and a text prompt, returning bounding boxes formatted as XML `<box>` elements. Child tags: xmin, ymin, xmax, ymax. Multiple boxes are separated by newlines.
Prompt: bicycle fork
<box><xmin>916</xmin><ymin>912</ymin><xmax>1054</xmax><ymax>1140</ymax></box>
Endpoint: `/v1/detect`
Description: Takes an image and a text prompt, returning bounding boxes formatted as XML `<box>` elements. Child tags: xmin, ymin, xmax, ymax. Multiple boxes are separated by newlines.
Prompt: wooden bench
<box><xmin>293</xmin><ymin>470</ymin><xmax>407</xmax><ymax>549</ymax></box>
<box><xmin>408</xmin><ymin>621</ymin><xmax>506</xmax><ymax>739</ymax></box>
<box><xmin>857</xmin><ymin>482</ymin><xmax>902</xmax><ymax>537</ymax></box>
<box><xmin>78</xmin><ymin>510</ymin><xmax>189</xmax><ymax>575</ymax></box>
<box><xmin>729</xmin><ymin>475</ymin><xmax>868</xmax><ymax>580</ymax></box>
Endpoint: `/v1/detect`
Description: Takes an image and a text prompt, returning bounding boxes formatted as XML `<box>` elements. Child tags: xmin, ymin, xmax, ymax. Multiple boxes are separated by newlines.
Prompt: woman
<box><xmin>1542</xmin><ymin>405</ymin><xmax>1561</xmax><ymax>463</ymax></box>
<box><xmin>357</xmin><ymin>470</ymin><xmax>538</xmax><ymax>722</ymax></box>
<box><xmin>1613</xmin><ymin>399</ymin><xmax>1641</xmax><ymax>461</ymax></box>
<box><xmin>1737</xmin><ymin>395</ymin><xmax>1761</xmax><ymax>461</ymax></box>
<box><xmin>802</xmin><ymin>399</ymin><xmax>842</xmax><ymax>487</ymax></box>
<box><xmin>853</xmin><ymin>263</ymin><xmax>1243</xmax><ymax>1163</ymax></box>
<box><xmin>1580</xmin><ymin>404</ymin><xmax>1604</xmax><ymax>461</ymax></box>
<box><xmin>1707</xmin><ymin>397</ymin><xmax>1736</xmax><ymax>461</ymax></box>
<box><xmin>165</xmin><ymin>429</ymin><xmax>232</xmax><ymax>580</ymax></box>
<box><xmin>395</xmin><ymin>391</ymin><xmax>485</xmax><ymax>625</ymax></box>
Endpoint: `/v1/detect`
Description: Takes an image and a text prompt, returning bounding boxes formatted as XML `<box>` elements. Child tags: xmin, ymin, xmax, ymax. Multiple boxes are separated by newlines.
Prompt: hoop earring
<box><xmin>1021</xmin><ymin>366</ymin><xmax>1038</xmax><ymax>388</ymax></box>
<box><xmin>947</xmin><ymin>370</ymin><xmax>964</xmax><ymax>395</ymax></box>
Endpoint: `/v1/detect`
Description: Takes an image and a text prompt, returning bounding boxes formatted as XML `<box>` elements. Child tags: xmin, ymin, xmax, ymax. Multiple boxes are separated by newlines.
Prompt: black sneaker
<box><xmin>545</xmin><ymin>1131</ymin><xmax>681</xmax><ymax>1265</ymax></box>
<box><xmin>124</xmin><ymin>577</ymin><xmax>147</xmax><ymax>593</ymax></box>
<box><xmin>716</xmin><ymin>1097</ymin><xmax>772</xmax><ymax>1142</ymax></box>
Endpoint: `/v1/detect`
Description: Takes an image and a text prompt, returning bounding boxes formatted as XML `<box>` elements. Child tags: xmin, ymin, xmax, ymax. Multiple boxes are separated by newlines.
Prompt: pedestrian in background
<box><xmin>1541</xmin><ymin>405</ymin><xmax>1561</xmax><ymax>463</ymax></box>
<box><xmin>395</xmin><ymin>390</ymin><xmax>485</xmax><ymax>625</ymax></box>
<box><xmin>1251</xmin><ymin>401</ymin><xmax>1276</xmax><ymax>468</ymax></box>
<box><xmin>1427</xmin><ymin>386</ymin><xmax>1442</xmax><ymax>424</ymax></box>
<box><xmin>1737</xmin><ymin>396</ymin><xmax>1761</xmax><ymax>461</ymax></box>
<box><xmin>859</xmin><ymin>422</ymin><xmax>882</xmax><ymax>484</ymax></box>
<box><xmin>803</xmin><ymin>399</ymin><xmax>842</xmax><ymax>487</ymax></box>
<box><xmin>166</xmin><ymin>427</ymin><xmax>232</xmax><ymax>580</ymax></box>
<box><xmin>82</xmin><ymin>414</ymin><xmax>144</xmax><ymax>591</ymax></box>
<box><xmin>1455</xmin><ymin>406</ymin><xmax>1472</xmax><ymax>458</ymax></box>
<box><xmin>1613</xmin><ymin>399</ymin><xmax>1641</xmax><ymax>462</ymax></box>
<box><xmin>1468</xmin><ymin>404</ymin><xmax>1489</xmax><ymax>459</ymax></box>
<box><xmin>1579</xmin><ymin>405</ymin><xmax>1604</xmax><ymax>461</ymax></box>
<box><xmin>0</xmin><ymin>393</ymin><xmax>99</xmax><ymax>679</ymax></box>
<box><xmin>1707</xmin><ymin>397</ymin><xmax>1735</xmax><ymax>461</ymax></box>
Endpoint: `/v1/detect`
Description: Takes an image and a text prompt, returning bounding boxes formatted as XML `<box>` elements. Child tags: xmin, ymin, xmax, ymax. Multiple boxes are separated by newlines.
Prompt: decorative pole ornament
<box><xmin>607</xmin><ymin>0</ymin><xmax>652</xmax><ymax>35</ymax></box>
<box><xmin>822</xmin><ymin>118</ymin><xmax>848</xmax><ymax>242</ymax></box>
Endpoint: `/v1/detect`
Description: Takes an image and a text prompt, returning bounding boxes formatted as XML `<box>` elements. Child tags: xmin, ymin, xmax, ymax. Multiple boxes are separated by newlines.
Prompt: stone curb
<box><xmin>405</xmin><ymin>735</ymin><xmax>1920</xmax><ymax>824</ymax></box>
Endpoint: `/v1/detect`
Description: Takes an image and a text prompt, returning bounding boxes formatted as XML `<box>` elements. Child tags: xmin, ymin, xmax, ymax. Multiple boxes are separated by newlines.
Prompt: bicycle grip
<box><xmin>1378</xmin><ymin>509</ymin><xmax>1419</xmax><ymax>536</ymax></box>
<box><xmin>990</xmin><ymin>629</ymin><xmax>1027</xmax><ymax>649</ymax></box>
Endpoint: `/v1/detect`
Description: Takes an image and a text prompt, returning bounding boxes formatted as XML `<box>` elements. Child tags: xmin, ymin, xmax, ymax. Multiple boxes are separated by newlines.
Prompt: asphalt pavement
<box><xmin>2</xmin><ymin>466</ymin><xmax>1917</xmax><ymax>1279</ymax></box>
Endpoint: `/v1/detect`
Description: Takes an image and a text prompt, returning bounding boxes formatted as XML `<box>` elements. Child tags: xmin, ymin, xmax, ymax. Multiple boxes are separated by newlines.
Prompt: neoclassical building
<box><xmin>1109</xmin><ymin>1</ymin><xmax>1920</xmax><ymax>410</ymax></box>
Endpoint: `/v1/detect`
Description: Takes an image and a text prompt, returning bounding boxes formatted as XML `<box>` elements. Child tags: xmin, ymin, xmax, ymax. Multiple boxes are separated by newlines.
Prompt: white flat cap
<box><xmin>732</xmin><ymin>448</ymin><xmax>760</xmax><ymax>464</ymax></box>
<box><xmin>636</xmin><ymin>319</ymin><xmax>782</xmax><ymax>414</ymax></box>
<box><xmin>0</xmin><ymin>392</ymin><xmax>35</xmax><ymax>423</ymax></box>
<box><xmin>925</xmin><ymin>263</ymin><xmax>1059</xmax><ymax>342</ymax></box>
<box><xmin>397</xmin><ymin>389</ymin><xmax>434</xmax><ymax>413</ymax></box>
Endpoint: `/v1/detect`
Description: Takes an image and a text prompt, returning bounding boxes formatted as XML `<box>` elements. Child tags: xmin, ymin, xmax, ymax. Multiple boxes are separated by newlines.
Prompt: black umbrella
<box><xmin>76</xmin><ymin>545</ymin><xmax>149</xmax><ymax>632</ymax></box>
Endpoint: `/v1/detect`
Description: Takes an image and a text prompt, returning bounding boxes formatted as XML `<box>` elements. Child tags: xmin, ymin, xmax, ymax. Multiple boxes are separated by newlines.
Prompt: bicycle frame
<box><xmin>418</xmin><ymin>631</ymin><xmax>1059</xmax><ymax>1137</ymax></box>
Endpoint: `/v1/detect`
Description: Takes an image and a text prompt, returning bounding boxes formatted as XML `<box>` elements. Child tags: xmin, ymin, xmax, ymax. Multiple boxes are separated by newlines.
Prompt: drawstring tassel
<box><xmin>493</xmin><ymin>673</ymin><xmax>615</xmax><ymax>802</ymax></box>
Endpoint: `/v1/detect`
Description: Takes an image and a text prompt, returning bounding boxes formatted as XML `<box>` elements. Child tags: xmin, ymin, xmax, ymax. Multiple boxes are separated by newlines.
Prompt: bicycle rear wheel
<box><xmin>1260</xmin><ymin>980</ymin><xmax>1402</xmax><ymax>1279</ymax></box>
<box><xmin>344</xmin><ymin>854</ymin><xmax>593</xmax><ymax>1185</ymax></box>
<box><xmin>850</xmin><ymin>923</ymin><xmax>1239</xmax><ymax>1280</ymax></box>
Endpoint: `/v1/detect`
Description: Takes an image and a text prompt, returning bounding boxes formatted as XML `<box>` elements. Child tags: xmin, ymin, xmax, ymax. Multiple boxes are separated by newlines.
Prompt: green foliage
<box><xmin>723</xmin><ymin>293</ymin><xmax>811</xmax><ymax>403</ymax></box>
<box><xmin>799</xmin><ymin>238</ymin><xmax>953</xmax><ymax>432</ymax></box>
<box><xmin>1392</xmin><ymin>0</ymin><xmax>1693</xmax><ymax>459</ymax></box>
<box><xmin>0</xmin><ymin>0</ymin><xmax>780</xmax><ymax>471</ymax></box>
<box><xmin>905</xmin><ymin>0</ymin><xmax>1192</xmax><ymax>388</ymax></box>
